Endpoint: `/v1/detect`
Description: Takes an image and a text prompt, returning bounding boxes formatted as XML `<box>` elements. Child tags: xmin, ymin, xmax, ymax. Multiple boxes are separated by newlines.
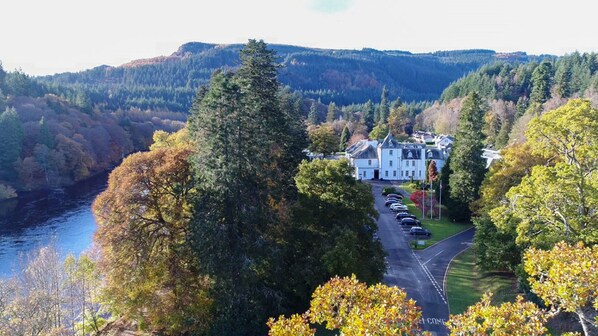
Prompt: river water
<box><xmin>0</xmin><ymin>173</ymin><xmax>107</xmax><ymax>276</ymax></box>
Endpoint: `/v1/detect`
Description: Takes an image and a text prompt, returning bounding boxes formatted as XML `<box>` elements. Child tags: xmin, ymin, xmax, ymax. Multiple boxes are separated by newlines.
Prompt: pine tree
<box><xmin>379</xmin><ymin>85</ymin><xmax>389</xmax><ymax>124</ymax></box>
<box><xmin>555</xmin><ymin>60</ymin><xmax>572</xmax><ymax>98</ymax></box>
<box><xmin>308</xmin><ymin>101</ymin><xmax>318</xmax><ymax>125</ymax></box>
<box><xmin>363</xmin><ymin>99</ymin><xmax>374</xmax><ymax>131</ymax></box>
<box><xmin>530</xmin><ymin>60</ymin><xmax>553</xmax><ymax>104</ymax></box>
<box><xmin>448</xmin><ymin>92</ymin><xmax>487</xmax><ymax>222</ymax></box>
<box><xmin>0</xmin><ymin>107</ymin><xmax>24</xmax><ymax>178</ymax></box>
<box><xmin>339</xmin><ymin>125</ymin><xmax>350</xmax><ymax>151</ymax></box>
<box><xmin>494</xmin><ymin>117</ymin><xmax>512</xmax><ymax>148</ymax></box>
<box><xmin>189</xmin><ymin>40</ymin><xmax>307</xmax><ymax>335</ymax></box>
<box><xmin>326</xmin><ymin>102</ymin><xmax>336</xmax><ymax>123</ymax></box>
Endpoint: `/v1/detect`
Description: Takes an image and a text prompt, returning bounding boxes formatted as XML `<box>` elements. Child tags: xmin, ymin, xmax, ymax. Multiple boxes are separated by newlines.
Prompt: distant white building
<box><xmin>346</xmin><ymin>133</ymin><xmax>447</xmax><ymax>181</ymax></box>
<box><xmin>434</xmin><ymin>135</ymin><xmax>455</xmax><ymax>151</ymax></box>
<box><xmin>482</xmin><ymin>148</ymin><xmax>502</xmax><ymax>168</ymax></box>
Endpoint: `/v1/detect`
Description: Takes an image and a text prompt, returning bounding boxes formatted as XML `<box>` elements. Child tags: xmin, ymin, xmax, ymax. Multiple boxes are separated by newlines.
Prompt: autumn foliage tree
<box><xmin>490</xmin><ymin>99</ymin><xmax>598</xmax><ymax>247</ymax></box>
<box><xmin>446</xmin><ymin>293</ymin><xmax>548</xmax><ymax>336</ymax></box>
<box><xmin>524</xmin><ymin>242</ymin><xmax>598</xmax><ymax>335</ymax></box>
<box><xmin>268</xmin><ymin>275</ymin><xmax>426</xmax><ymax>336</ymax></box>
<box><xmin>93</xmin><ymin>145</ymin><xmax>212</xmax><ymax>334</ymax></box>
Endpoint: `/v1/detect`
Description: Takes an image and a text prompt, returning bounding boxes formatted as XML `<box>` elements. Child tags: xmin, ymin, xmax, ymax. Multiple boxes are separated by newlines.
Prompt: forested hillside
<box><xmin>39</xmin><ymin>43</ymin><xmax>539</xmax><ymax>111</ymax></box>
<box><xmin>418</xmin><ymin>52</ymin><xmax>598</xmax><ymax>148</ymax></box>
<box><xmin>0</xmin><ymin>63</ymin><xmax>185</xmax><ymax>197</ymax></box>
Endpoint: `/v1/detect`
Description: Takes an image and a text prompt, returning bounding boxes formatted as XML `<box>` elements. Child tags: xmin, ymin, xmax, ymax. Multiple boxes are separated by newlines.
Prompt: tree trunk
<box><xmin>577</xmin><ymin>308</ymin><xmax>598</xmax><ymax>336</ymax></box>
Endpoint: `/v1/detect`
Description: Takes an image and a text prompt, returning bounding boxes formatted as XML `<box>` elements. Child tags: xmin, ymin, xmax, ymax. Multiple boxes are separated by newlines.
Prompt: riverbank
<box><xmin>0</xmin><ymin>172</ymin><xmax>108</xmax><ymax>276</ymax></box>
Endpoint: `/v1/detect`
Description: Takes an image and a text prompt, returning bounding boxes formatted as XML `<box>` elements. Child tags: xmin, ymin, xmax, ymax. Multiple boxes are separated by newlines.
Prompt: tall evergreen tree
<box><xmin>530</xmin><ymin>60</ymin><xmax>553</xmax><ymax>104</ymax></box>
<box><xmin>494</xmin><ymin>116</ymin><xmax>512</xmax><ymax>149</ymax></box>
<box><xmin>307</xmin><ymin>101</ymin><xmax>318</xmax><ymax>125</ymax></box>
<box><xmin>363</xmin><ymin>99</ymin><xmax>374</xmax><ymax>131</ymax></box>
<box><xmin>555</xmin><ymin>60</ymin><xmax>572</xmax><ymax>98</ymax></box>
<box><xmin>379</xmin><ymin>85</ymin><xmax>389</xmax><ymax>124</ymax></box>
<box><xmin>448</xmin><ymin>92</ymin><xmax>487</xmax><ymax>222</ymax></box>
<box><xmin>326</xmin><ymin>102</ymin><xmax>336</xmax><ymax>123</ymax></box>
<box><xmin>0</xmin><ymin>107</ymin><xmax>24</xmax><ymax>178</ymax></box>
<box><xmin>189</xmin><ymin>40</ymin><xmax>306</xmax><ymax>335</ymax></box>
<box><xmin>339</xmin><ymin>125</ymin><xmax>350</xmax><ymax>151</ymax></box>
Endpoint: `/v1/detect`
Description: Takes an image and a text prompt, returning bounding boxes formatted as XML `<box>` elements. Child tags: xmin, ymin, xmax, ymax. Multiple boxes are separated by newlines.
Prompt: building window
<box><xmin>393</xmin><ymin>171</ymin><xmax>397</xmax><ymax>177</ymax></box>
<box><xmin>368</xmin><ymin>159</ymin><xmax>371</xmax><ymax>165</ymax></box>
<box><xmin>363</xmin><ymin>171</ymin><xmax>367</xmax><ymax>177</ymax></box>
<box><xmin>401</xmin><ymin>171</ymin><xmax>404</xmax><ymax>177</ymax></box>
<box><xmin>412</xmin><ymin>170</ymin><xmax>415</xmax><ymax>177</ymax></box>
<box><xmin>412</xmin><ymin>160</ymin><xmax>416</xmax><ymax>166</ymax></box>
<box><xmin>385</xmin><ymin>171</ymin><xmax>388</xmax><ymax>177</ymax></box>
<box><xmin>405</xmin><ymin>170</ymin><xmax>409</xmax><ymax>176</ymax></box>
<box><xmin>406</xmin><ymin>161</ymin><xmax>409</xmax><ymax>167</ymax></box>
<box><xmin>389</xmin><ymin>150</ymin><xmax>393</xmax><ymax>155</ymax></box>
<box><xmin>419</xmin><ymin>171</ymin><xmax>422</xmax><ymax>177</ymax></box>
<box><xmin>389</xmin><ymin>160</ymin><xmax>393</xmax><ymax>167</ymax></box>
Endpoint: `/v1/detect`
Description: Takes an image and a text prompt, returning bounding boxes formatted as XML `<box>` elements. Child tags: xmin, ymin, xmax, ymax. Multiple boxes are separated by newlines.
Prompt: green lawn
<box><xmin>446</xmin><ymin>249</ymin><xmax>518</xmax><ymax>315</ymax></box>
<box><xmin>400</xmin><ymin>194</ymin><xmax>472</xmax><ymax>249</ymax></box>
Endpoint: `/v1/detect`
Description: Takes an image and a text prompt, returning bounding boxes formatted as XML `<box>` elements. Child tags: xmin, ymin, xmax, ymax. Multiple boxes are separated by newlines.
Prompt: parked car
<box><xmin>385</xmin><ymin>199</ymin><xmax>401</xmax><ymax>207</ymax></box>
<box><xmin>400</xmin><ymin>218</ymin><xmax>420</xmax><ymax>226</ymax></box>
<box><xmin>409</xmin><ymin>226</ymin><xmax>431</xmax><ymax>237</ymax></box>
<box><xmin>386</xmin><ymin>194</ymin><xmax>403</xmax><ymax>200</ymax></box>
<box><xmin>390</xmin><ymin>204</ymin><xmax>408</xmax><ymax>212</ymax></box>
<box><xmin>396</xmin><ymin>213</ymin><xmax>417</xmax><ymax>221</ymax></box>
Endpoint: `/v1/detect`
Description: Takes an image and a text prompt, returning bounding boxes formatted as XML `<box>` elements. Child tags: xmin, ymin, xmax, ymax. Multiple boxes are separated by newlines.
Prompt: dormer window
<box><xmin>407</xmin><ymin>151</ymin><xmax>413</xmax><ymax>159</ymax></box>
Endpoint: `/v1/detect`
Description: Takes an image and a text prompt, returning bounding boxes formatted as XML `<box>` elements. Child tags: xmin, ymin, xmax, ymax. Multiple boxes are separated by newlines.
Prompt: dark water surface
<box><xmin>0</xmin><ymin>173</ymin><xmax>107</xmax><ymax>276</ymax></box>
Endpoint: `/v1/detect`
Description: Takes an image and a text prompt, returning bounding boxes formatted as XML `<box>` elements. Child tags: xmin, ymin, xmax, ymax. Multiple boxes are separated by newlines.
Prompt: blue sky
<box><xmin>0</xmin><ymin>0</ymin><xmax>595</xmax><ymax>76</ymax></box>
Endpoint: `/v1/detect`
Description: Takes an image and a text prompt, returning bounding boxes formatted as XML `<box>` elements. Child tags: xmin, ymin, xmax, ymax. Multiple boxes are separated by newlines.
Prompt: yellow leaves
<box><xmin>267</xmin><ymin>314</ymin><xmax>315</xmax><ymax>336</ymax></box>
<box><xmin>446</xmin><ymin>293</ymin><xmax>548</xmax><ymax>336</ymax></box>
<box><xmin>524</xmin><ymin>242</ymin><xmax>598</xmax><ymax>316</ymax></box>
<box><xmin>526</xmin><ymin>99</ymin><xmax>598</xmax><ymax>165</ymax></box>
<box><xmin>268</xmin><ymin>275</ymin><xmax>424</xmax><ymax>336</ymax></box>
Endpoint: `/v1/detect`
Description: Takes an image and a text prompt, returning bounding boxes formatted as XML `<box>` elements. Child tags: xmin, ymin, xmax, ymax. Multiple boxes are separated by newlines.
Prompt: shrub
<box><xmin>382</xmin><ymin>187</ymin><xmax>398</xmax><ymax>196</ymax></box>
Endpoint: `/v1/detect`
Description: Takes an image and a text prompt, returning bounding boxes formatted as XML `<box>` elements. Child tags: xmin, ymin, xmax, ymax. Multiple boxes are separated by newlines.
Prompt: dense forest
<box><xmin>0</xmin><ymin>62</ymin><xmax>185</xmax><ymax>199</ymax></box>
<box><xmin>38</xmin><ymin>43</ymin><xmax>542</xmax><ymax>111</ymax></box>
<box><xmin>417</xmin><ymin>52</ymin><xmax>598</xmax><ymax>149</ymax></box>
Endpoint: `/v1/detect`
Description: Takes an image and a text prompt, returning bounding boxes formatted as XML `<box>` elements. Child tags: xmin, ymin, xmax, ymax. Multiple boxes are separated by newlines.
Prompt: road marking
<box><xmin>421</xmin><ymin>226</ymin><xmax>475</xmax><ymax>250</ymax></box>
<box><xmin>421</xmin><ymin>317</ymin><xmax>447</xmax><ymax>325</ymax></box>
<box><xmin>422</xmin><ymin>250</ymin><xmax>444</xmax><ymax>266</ymax></box>
<box><xmin>412</xmin><ymin>250</ymin><xmax>447</xmax><ymax>305</ymax></box>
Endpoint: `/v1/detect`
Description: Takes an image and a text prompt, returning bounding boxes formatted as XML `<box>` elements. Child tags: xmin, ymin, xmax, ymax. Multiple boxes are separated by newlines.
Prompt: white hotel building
<box><xmin>345</xmin><ymin>133</ymin><xmax>447</xmax><ymax>181</ymax></box>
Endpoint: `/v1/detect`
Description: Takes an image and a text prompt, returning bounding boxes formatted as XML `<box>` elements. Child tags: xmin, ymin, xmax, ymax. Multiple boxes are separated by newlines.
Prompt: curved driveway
<box><xmin>369</xmin><ymin>181</ymin><xmax>473</xmax><ymax>336</ymax></box>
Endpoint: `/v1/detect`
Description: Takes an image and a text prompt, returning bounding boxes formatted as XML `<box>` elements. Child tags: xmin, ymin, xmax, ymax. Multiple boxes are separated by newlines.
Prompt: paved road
<box><xmin>369</xmin><ymin>181</ymin><xmax>473</xmax><ymax>335</ymax></box>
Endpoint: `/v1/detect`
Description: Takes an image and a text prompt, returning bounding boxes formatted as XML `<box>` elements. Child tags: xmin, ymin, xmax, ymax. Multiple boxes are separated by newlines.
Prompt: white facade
<box><xmin>346</xmin><ymin>133</ymin><xmax>446</xmax><ymax>181</ymax></box>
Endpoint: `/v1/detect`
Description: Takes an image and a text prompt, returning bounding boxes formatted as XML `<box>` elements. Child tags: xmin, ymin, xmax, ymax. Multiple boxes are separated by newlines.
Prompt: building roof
<box><xmin>379</xmin><ymin>132</ymin><xmax>400</xmax><ymax>149</ymax></box>
<box><xmin>345</xmin><ymin>140</ymin><xmax>366</xmax><ymax>155</ymax></box>
<box><xmin>425</xmin><ymin>148</ymin><xmax>445</xmax><ymax>160</ymax></box>
<box><xmin>353</xmin><ymin>144</ymin><xmax>378</xmax><ymax>159</ymax></box>
<box><xmin>402</xmin><ymin>148</ymin><xmax>422</xmax><ymax>160</ymax></box>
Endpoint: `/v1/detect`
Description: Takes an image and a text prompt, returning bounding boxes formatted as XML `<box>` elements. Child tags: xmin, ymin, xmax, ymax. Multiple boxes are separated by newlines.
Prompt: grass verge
<box><xmin>446</xmin><ymin>249</ymin><xmax>518</xmax><ymax>315</ymax></box>
<box><xmin>400</xmin><ymin>195</ymin><xmax>472</xmax><ymax>248</ymax></box>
